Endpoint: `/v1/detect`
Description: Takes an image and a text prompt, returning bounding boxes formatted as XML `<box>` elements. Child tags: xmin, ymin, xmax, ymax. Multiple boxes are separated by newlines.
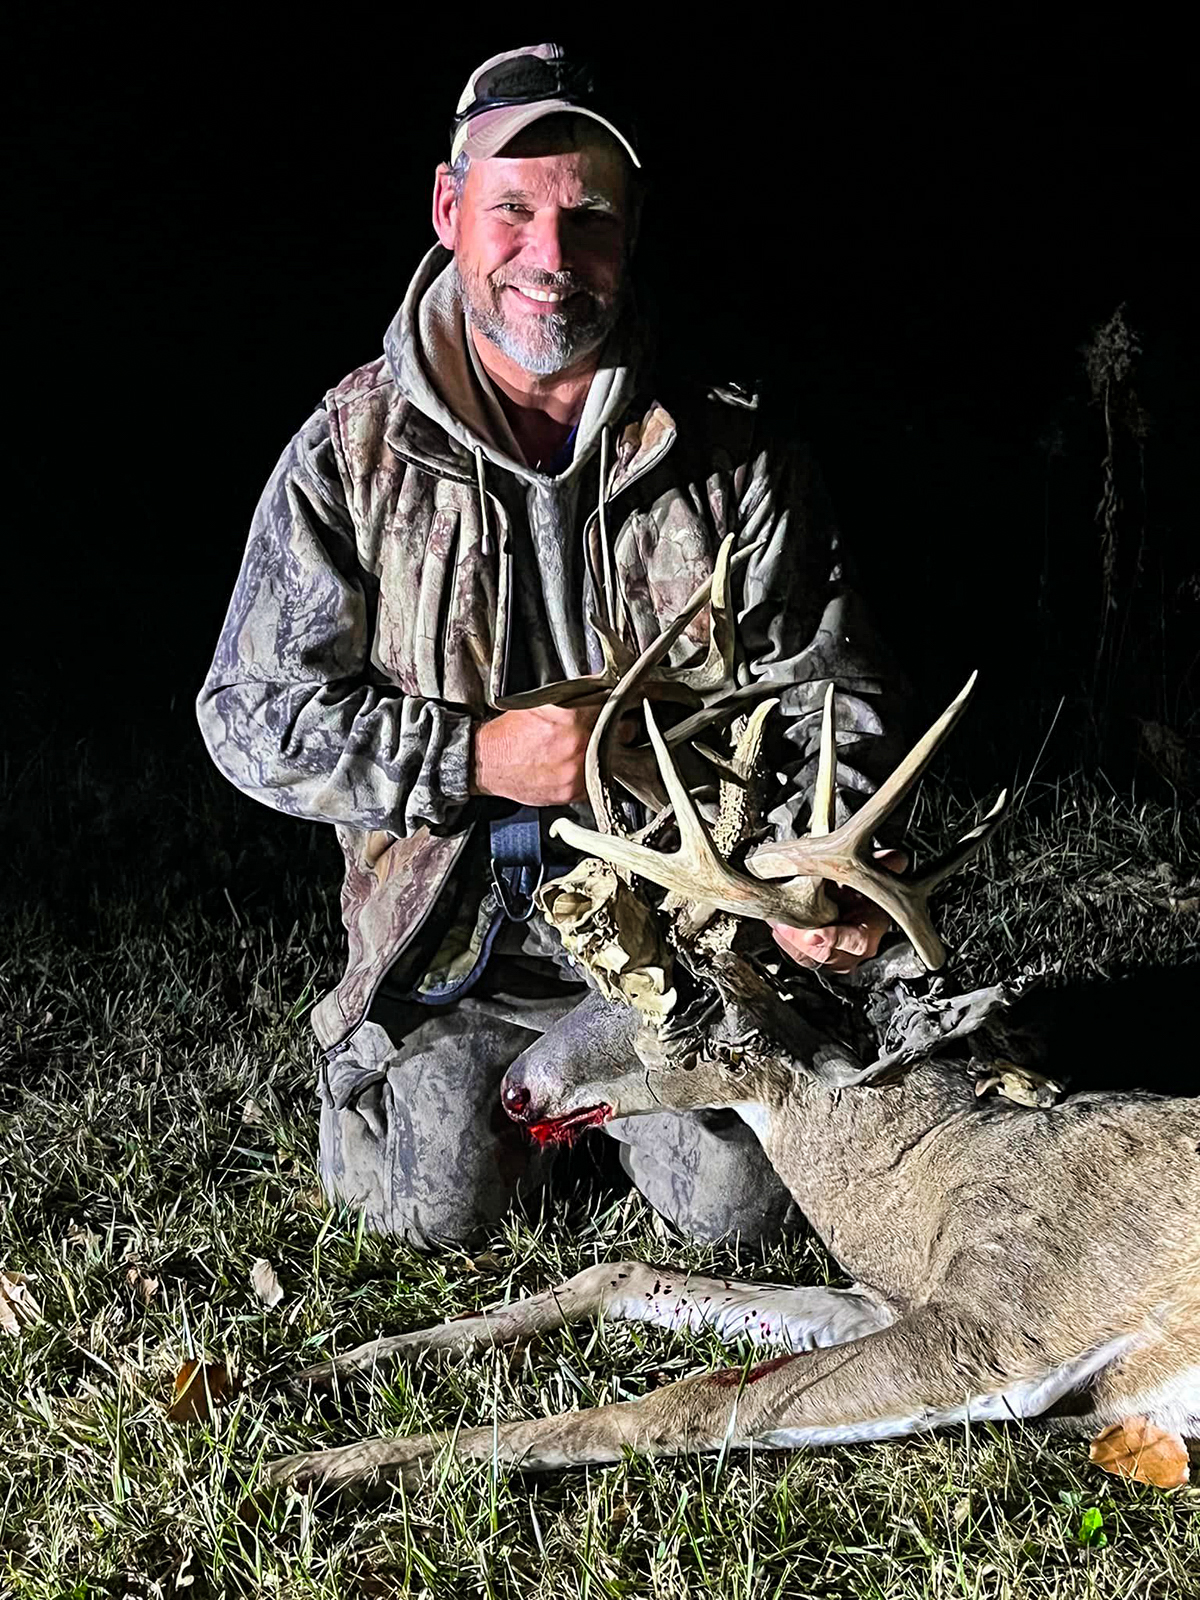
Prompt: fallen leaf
<box><xmin>468</xmin><ymin>1252</ymin><xmax>504</xmax><ymax>1274</ymax></box>
<box><xmin>0</xmin><ymin>1271</ymin><xmax>41</xmax><ymax>1336</ymax></box>
<box><xmin>125</xmin><ymin>1267</ymin><xmax>160</xmax><ymax>1304</ymax></box>
<box><xmin>167</xmin><ymin>1359</ymin><xmax>231</xmax><ymax>1424</ymax></box>
<box><xmin>1089</xmin><ymin>1415</ymin><xmax>1190</xmax><ymax>1489</ymax></box>
<box><xmin>251</xmin><ymin>1258</ymin><xmax>284</xmax><ymax>1310</ymax></box>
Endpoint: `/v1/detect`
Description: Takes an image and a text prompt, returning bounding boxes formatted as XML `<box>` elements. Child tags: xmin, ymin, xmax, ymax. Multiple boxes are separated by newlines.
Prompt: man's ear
<box><xmin>432</xmin><ymin>163</ymin><xmax>459</xmax><ymax>248</ymax></box>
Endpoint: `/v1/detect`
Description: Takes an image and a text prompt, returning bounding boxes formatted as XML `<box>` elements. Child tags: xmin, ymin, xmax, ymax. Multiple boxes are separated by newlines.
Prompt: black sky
<box><xmin>9</xmin><ymin>16</ymin><xmax>1198</xmax><ymax>755</ymax></box>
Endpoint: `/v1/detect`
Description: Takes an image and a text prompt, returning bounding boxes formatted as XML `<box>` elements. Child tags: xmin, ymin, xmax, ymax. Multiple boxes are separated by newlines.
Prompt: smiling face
<box><xmin>433</xmin><ymin>115</ymin><xmax>639</xmax><ymax>378</ymax></box>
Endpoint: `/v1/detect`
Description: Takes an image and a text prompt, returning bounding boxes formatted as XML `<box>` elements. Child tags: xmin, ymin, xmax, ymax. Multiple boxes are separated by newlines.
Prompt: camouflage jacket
<box><xmin>197</xmin><ymin>246</ymin><xmax>907</xmax><ymax>1054</ymax></box>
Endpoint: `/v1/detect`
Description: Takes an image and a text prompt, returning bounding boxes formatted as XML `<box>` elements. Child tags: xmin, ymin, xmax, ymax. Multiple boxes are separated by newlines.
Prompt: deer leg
<box><xmin>595</xmin><ymin>1268</ymin><xmax>894</xmax><ymax>1351</ymax></box>
<box><xmin>270</xmin><ymin>1304</ymin><xmax>1137</xmax><ymax>1492</ymax></box>
<box><xmin>294</xmin><ymin>1261</ymin><xmax>645</xmax><ymax>1383</ymax></box>
<box><xmin>297</xmin><ymin>1261</ymin><xmax>892</xmax><ymax>1385</ymax></box>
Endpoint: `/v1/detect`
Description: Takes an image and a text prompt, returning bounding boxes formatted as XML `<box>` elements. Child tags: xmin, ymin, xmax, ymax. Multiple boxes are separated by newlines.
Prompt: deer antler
<box><xmin>493</xmin><ymin>535</ymin><xmax>743</xmax><ymax>713</ymax></box>
<box><xmin>581</xmin><ymin>533</ymin><xmax>781</xmax><ymax>832</ymax></box>
<box><xmin>551</xmin><ymin>673</ymin><xmax>1009</xmax><ymax>969</ymax></box>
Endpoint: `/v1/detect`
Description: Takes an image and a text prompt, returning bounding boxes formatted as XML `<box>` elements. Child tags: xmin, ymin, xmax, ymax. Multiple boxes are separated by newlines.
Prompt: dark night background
<box><xmin>8</xmin><ymin>15</ymin><xmax>1198</xmax><ymax>791</ymax></box>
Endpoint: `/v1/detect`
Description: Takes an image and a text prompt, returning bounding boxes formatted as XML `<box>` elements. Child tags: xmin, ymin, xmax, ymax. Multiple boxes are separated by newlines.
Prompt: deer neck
<box><xmin>730</xmin><ymin>1059</ymin><xmax>978</xmax><ymax>1299</ymax></box>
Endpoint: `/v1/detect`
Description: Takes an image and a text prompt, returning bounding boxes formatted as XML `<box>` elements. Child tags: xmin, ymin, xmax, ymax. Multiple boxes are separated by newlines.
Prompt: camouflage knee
<box><xmin>318</xmin><ymin>1013</ymin><xmax>553</xmax><ymax>1248</ymax></box>
<box><xmin>607</xmin><ymin>1108</ymin><xmax>800</xmax><ymax>1246</ymax></box>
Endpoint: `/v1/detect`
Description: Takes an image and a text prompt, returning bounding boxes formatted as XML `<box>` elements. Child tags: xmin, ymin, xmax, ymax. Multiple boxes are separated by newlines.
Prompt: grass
<box><xmin>1</xmin><ymin>726</ymin><xmax>1198</xmax><ymax>1598</ymax></box>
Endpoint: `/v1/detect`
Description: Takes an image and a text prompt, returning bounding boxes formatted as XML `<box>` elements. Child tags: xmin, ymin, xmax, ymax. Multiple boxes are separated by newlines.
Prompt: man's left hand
<box><xmin>770</xmin><ymin>849</ymin><xmax>908</xmax><ymax>975</ymax></box>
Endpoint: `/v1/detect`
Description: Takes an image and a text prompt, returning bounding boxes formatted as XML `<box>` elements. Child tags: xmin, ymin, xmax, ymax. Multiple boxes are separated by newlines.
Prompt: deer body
<box><xmin>267</xmin><ymin>541</ymin><xmax>1198</xmax><ymax>1493</ymax></box>
<box><xmin>269</xmin><ymin>1006</ymin><xmax>1200</xmax><ymax>1492</ymax></box>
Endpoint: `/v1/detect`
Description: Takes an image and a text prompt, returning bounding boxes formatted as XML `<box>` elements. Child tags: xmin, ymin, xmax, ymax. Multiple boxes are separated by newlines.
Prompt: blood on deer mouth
<box><xmin>525</xmin><ymin>1105</ymin><xmax>613</xmax><ymax>1147</ymax></box>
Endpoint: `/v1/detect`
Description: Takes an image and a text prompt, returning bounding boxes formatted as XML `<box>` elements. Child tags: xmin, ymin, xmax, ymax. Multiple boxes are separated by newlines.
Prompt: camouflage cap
<box><xmin>450</xmin><ymin>44</ymin><xmax>642</xmax><ymax>169</ymax></box>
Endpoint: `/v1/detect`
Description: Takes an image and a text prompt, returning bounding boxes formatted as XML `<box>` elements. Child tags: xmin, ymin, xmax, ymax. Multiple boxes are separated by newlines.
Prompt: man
<box><xmin>197</xmin><ymin>44</ymin><xmax>908</xmax><ymax>1249</ymax></box>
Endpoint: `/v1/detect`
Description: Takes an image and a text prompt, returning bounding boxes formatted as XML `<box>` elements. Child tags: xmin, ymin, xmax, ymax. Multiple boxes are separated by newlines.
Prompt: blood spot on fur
<box><xmin>746</xmin><ymin>1354</ymin><xmax>797</xmax><ymax>1383</ymax></box>
<box><xmin>710</xmin><ymin>1353</ymin><xmax>798</xmax><ymax>1388</ymax></box>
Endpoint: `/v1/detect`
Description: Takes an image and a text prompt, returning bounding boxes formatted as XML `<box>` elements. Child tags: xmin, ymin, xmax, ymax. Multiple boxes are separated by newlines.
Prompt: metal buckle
<box><xmin>490</xmin><ymin>859</ymin><xmax>546</xmax><ymax>923</ymax></box>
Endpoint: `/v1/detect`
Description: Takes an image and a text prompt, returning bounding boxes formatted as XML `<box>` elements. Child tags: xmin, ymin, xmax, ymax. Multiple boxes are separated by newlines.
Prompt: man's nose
<box><xmin>524</xmin><ymin>212</ymin><xmax>566</xmax><ymax>274</ymax></box>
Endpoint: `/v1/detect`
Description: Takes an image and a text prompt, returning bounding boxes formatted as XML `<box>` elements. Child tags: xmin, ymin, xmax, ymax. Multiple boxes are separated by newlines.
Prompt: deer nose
<box><xmin>502</xmin><ymin>1079</ymin><xmax>533</xmax><ymax>1120</ymax></box>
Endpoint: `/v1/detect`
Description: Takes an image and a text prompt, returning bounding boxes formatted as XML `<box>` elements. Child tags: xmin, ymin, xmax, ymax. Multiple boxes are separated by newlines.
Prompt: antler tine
<box><xmin>731</xmin><ymin>695</ymin><xmax>779</xmax><ymax>776</ymax></box>
<box><xmin>584</xmin><ymin>533</ymin><xmax>750</xmax><ymax>833</ymax></box>
<box><xmin>737</xmin><ymin>673</ymin><xmax>1002</xmax><ymax>969</ymax></box>
<box><xmin>656</xmin><ymin>531</ymin><xmax>737</xmax><ymax>694</ymax></box>
<box><xmin>810</xmin><ymin>683</ymin><xmax>837</xmax><ymax>837</ymax></box>
<box><xmin>747</xmin><ymin>673</ymin><xmax>982</xmax><ymax>882</ymax></box>
<box><xmin>911</xmin><ymin>788</ymin><xmax>1010</xmax><ymax>894</ymax></box>
<box><xmin>492</xmin><ymin>615</ymin><xmax>638</xmax><ymax>712</ymax></box>
<box><xmin>831</xmin><ymin>670</ymin><xmax>980</xmax><ymax>850</ymax></box>
<box><xmin>555</xmin><ymin>698</ymin><xmax>841</xmax><ymax>927</ymax></box>
<box><xmin>556</xmin><ymin>701</ymin><xmax>776</xmax><ymax>902</ymax></box>
<box><xmin>787</xmin><ymin>786</ymin><xmax>1009</xmax><ymax>970</ymax></box>
<box><xmin>658</xmin><ymin>679</ymin><xmax>793</xmax><ymax>746</ymax></box>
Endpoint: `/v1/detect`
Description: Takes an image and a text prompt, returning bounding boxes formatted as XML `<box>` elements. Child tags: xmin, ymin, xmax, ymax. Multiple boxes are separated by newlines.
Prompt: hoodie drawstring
<box><xmin>597</xmin><ymin>426</ymin><xmax>616</xmax><ymax>630</ymax></box>
<box><xmin>476</xmin><ymin>427</ymin><xmax>616</xmax><ymax>636</ymax></box>
<box><xmin>474</xmin><ymin>445</ymin><xmax>491</xmax><ymax>559</ymax></box>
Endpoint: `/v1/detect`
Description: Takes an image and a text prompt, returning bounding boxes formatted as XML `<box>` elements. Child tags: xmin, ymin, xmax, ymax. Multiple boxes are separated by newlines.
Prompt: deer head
<box><xmin>497</xmin><ymin>536</ymin><xmax>1009</xmax><ymax>1144</ymax></box>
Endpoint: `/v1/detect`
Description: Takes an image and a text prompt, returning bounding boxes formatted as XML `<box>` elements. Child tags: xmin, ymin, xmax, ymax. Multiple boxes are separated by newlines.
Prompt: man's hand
<box><xmin>471</xmin><ymin>705</ymin><xmax>637</xmax><ymax>807</ymax></box>
<box><xmin>770</xmin><ymin>849</ymin><xmax>908</xmax><ymax>975</ymax></box>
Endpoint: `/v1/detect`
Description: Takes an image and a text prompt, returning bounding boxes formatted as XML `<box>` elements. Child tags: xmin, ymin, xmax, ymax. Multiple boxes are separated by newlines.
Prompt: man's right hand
<box><xmin>470</xmin><ymin>705</ymin><xmax>635</xmax><ymax>806</ymax></box>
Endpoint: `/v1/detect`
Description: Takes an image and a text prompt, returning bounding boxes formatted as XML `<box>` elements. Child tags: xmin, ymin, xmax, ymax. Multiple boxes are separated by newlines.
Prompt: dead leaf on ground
<box><xmin>166</xmin><ymin>1359</ymin><xmax>232</xmax><ymax>1424</ymax></box>
<box><xmin>251</xmin><ymin>1258</ymin><xmax>284</xmax><ymax>1310</ymax></box>
<box><xmin>125</xmin><ymin>1266</ymin><xmax>160</xmax><ymax>1304</ymax></box>
<box><xmin>0</xmin><ymin>1272</ymin><xmax>41</xmax><ymax>1337</ymax></box>
<box><xmin>1089</xmin><ymin>1414</ymin><xmax>1190</xmax><ymax>1489</ymax></box>
<box><xmin>465</xmin><ymin>1252</ymin><xmax>504</xmax><ymax>1274</ymax></box>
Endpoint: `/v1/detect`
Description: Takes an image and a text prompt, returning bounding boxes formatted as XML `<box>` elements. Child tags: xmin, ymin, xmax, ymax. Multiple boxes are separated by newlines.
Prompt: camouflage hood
<box><xmin>387</xmin><ymin>243</ymin><xmax>646</xmax><ymax>494</ymax></box>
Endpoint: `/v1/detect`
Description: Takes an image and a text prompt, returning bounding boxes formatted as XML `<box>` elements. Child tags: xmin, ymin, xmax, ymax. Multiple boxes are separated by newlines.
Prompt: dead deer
<box><xmin>269</xmin><ymin>537</ymin><xmax>1200</xmax><ymax>1494</ymax></box>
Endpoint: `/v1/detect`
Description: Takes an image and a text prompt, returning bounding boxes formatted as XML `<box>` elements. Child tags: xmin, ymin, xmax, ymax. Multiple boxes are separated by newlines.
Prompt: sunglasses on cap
<box><xmin>450</xmin><ymin>55</ymin><xmax>639</xmax><ymax>150</ymax></box>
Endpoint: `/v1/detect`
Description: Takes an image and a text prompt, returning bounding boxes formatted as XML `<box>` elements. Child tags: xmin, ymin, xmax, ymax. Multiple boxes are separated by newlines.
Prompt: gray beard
<box><xmin>453</xmin><ymin>262</ymin><xmax>624</xmax><ymax>378</ymax></box>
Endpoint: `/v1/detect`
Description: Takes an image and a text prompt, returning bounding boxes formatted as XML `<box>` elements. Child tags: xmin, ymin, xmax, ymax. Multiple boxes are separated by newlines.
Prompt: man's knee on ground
<box><xmin>609</xmin><ymin>1109</ymin><xmax>800</xmax><ymax>1248</ymax></box>
<box><xmin>317</xmin><ymin>1026</ymin><xmax>550</xmax><ymax>1247</ymax></box>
